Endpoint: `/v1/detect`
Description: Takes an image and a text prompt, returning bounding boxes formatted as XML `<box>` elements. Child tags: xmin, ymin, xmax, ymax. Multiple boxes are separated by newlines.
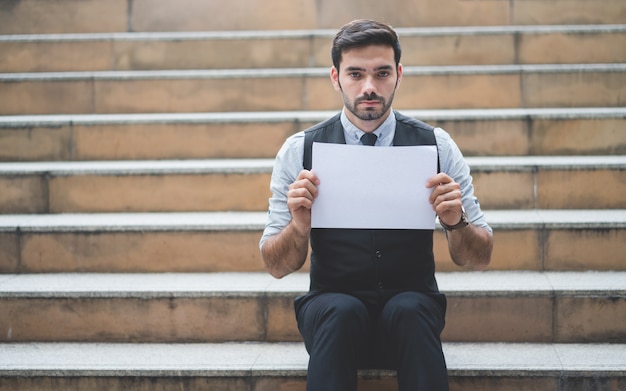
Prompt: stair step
<box><xmin>1</xmin><ymin>64</ymin><xmax>624</xmax><ymax>115</ymax></box>
<box><xmin>0</xmin><ymin>271</ymin><xmax>624</xmax><ymax>343</ymax></box>
<box><xmin>2</xmin><ymin>25</ymin><xmax>625</xmax><ymax>72</ymax></box>
<box><xmin>0</xmin><ymin>159</ymin><xmax>272</xmax><ymax>213</ymax></box>
<box><xmin>2</xmin><ymin>0</ymin><xmax>625</xmax><ymax>34</ymax></box>
<box><xmin>0</xmin><ymin>209</ymin><xmax>624</xmax><ymax>273</ymax></box>
<box><xmin>0</xmin><ymin>156</ymin><xmax>624</xmax><ymax>213</ymax></box>
<box><xmin>1</xmin><ymin>108</ymin><xmax>625</xmax><ymax>161</ymax></box>
<box><xmin>0</xmin><ymin>342</ymin><xmax>623</xmax><ymax>390</ymax></box>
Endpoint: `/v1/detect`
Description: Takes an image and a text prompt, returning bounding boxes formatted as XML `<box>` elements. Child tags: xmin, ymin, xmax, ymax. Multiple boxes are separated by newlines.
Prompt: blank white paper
<box><xmin>311</xmin><ymin>142</ymin><xmax>437</xmax><ymax>229</ymax></box>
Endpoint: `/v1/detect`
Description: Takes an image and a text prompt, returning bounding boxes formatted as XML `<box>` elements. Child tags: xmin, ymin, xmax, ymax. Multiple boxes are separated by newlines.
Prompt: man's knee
<box><xmin>326</xmin><ymin>294</ymin><xmax>369</xmax><ymax>324</ymax></box>
<box><xmin>380</xmin><ymin>291</ymin><xmax>446</xmax><ymax>334</ymax></box>
<box><xmin>297</xmin><ymin>293</ymin><xmax>369</xmax><ymax>337</ymax></box>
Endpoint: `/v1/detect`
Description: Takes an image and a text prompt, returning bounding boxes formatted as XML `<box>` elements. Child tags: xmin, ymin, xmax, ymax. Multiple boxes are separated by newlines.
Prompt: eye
<box><xmin>348</xmin><ymin>72</ymin><xmax>361</xmax><ymax>79</ymax></box>
<box><xmin>378</xmin><ymin>71</ymin><xmax>390</xmax><ymax>78</ymax></box>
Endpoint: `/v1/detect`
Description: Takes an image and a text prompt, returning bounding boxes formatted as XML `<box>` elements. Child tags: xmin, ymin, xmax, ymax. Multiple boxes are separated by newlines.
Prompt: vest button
<box><xmin>378</xmin><ymin>282</ymin><xmax>384</xmax><ymax>288</ymax></box>
<box><xmin>376</xmin><ymin>250</ymin><xmax>382</xmax><ymax>258</ymax></box>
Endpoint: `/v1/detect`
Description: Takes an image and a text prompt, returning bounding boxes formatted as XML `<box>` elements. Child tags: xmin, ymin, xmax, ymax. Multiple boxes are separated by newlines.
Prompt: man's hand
<box><xmin>426</xmin><ymin>173</ymin><xmax>463</xmax><ymax>227</ymax></box>
<box><xmin>287</xmin><ymin>169</ymin><xmax>320</xmax><ymax>235</ymax></box>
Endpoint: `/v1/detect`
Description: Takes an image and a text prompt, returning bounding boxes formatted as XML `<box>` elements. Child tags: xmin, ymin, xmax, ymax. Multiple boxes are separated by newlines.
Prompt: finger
<box><xmin>288</xmin><ymin>195</ymin><xmax>314</xmax><ymax>211</ymax></box>
<box><xmin>296</xmin><ymin>169</ymin><xmax>320</xmax><ymax>185</ymax></box>
<box><xmin>431</xmin><ymin>187</ymin><xmax>462</xmax><ymax>209</ymax></box>
<box><xmin>426</xmin><ymin>173</ymin><xmax>452</xmax><ymax>188</ymax></box>
<box><xmin>428</xmin><ymin>183</ymin><xmax>442</xmax><ymax>205</ymax></box>
<box><xmin>435</xmin><ymin>195</ymin><xmax>462</xmax><ymax>211</ymax></box>
<box><xmin>292</xmin><ymin>170</ymin><xmax>319</xmax><ymax>196</ymax></box>
<box><xmin>289</xmin><ymin>179</ymin><xmax>318</xmax><ymax>200</ymax></box>
<box><xmin>435</xmin><ymin>197</ymin><xmax>464</xmax><ymax>225</ymax></box>
<box><xmin>288</xmin><ymin>186</ymin><xmax>315</xmax><ymax>201</ymax></box>
<box><xmin>429</xmin><ymin>182</ymin><xmax>452</xmax><ymax>204</ymax></box>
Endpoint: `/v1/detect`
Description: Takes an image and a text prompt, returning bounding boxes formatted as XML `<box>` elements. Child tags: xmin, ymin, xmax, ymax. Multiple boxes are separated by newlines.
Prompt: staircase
<box><xmin>1</xmin><ymin>0</ymin><xmax>625</xmax><ymax>390</ymax></box>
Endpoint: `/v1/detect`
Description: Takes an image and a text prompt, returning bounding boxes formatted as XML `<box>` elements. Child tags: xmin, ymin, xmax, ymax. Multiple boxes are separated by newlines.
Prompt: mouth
<box><xmin>358</xmin><ymin>99</ymin><xmax>382</xmax><ymax>107</ymax></box>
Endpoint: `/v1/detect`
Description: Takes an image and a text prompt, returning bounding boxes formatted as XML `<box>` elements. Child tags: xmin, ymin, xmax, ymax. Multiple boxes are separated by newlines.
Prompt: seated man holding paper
<box><xmin>259</xmin><ymin>19</ymin><xmax>493</xmax><ymax>391</ymax></box>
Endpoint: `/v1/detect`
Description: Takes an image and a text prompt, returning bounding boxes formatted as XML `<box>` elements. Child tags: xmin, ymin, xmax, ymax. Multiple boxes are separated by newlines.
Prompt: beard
<box><xmin>342</xmin><ymin>90</ymin><xmax>395</xmax><ymax>121</ymax></box>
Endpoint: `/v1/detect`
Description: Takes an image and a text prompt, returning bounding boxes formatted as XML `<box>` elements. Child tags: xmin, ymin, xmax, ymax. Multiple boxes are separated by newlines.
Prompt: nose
<box><xmin>362</xmin><ymin>75</ymin><xmax>376</xmax><ymax>96</ymax></box>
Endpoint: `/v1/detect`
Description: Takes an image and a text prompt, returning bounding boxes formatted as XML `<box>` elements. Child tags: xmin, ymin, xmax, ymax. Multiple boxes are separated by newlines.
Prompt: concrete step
<box><xmin>1</xmin><ymin>64</ymin><xmax>624</xmax><ymax>115</ymax></box>
<box><xmin>2</xmin><ymin>25</ymin><xmax>625</xmax><ymax>72</ymax></box>
<box><xmin>0</xmin><ymin>159</ymin><xmax>273</xmax><ymax>213</ymax></box>
<box><xmin>0</xmin><ymin>156</ymin><xmax>624</xmax><ymax>214</ymax></box>
<box><xmin>2</xmin><ymin>0</ymin><xmax>625</xmax><ymax>34</ymax></box>
<box><xmin>0</xmin><ymin>0</ymin><xmax>626</xmax><ymax>34</ymax></box>
<box><xmin>0</xmin><ymin>271</ymin><xmax>624</xmax><ymax>343</ymax></box>
<box><xmin>0</xmin><ymin>210</ymin><xmax>624</xmax><ymax>273</ymax></box>
<box><xmin>1</xmin><ymin>108</ymin><xmax>625</xmax><ymax>161</ymax></box>
<box><xmin>0</xmin><ymin>342</ymin><xmax>625</xmax><ymax>391</ymax></box>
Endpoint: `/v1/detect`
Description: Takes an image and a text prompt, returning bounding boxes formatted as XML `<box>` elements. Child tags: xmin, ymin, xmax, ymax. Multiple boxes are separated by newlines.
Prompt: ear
<box><xmin>396</xmin><ymin>63</ymin><xmax>403</xmax><ymax>86</ymax></box>
<box><xmin>330</xmin><ymin>66</ymin><xmax>341</xmax><ymax>91</ymax></box>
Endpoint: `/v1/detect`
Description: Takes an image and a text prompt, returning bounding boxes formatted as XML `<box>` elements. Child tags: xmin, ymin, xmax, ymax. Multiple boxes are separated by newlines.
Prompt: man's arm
<box><xmin>445</xmin><ymin>223</ymin><xmax>493</xmax><ymax>270</ymax></box>
<box><xmin>262</xmin><ymin>220</ymin><xmax>310</xmax><ymax>278</ymax></box>
<box><xmin>427</xmin><ymin>173</ymin><xmax>493</xmax><ymax>270</ymax></box>
<box><xmin>261</xmin><ymin>170</ymin><xmax>320</xmax><ymax>278</ymax></box>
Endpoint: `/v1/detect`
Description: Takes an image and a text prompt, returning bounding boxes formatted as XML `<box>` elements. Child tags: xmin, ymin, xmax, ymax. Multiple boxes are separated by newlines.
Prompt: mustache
<box><xmin>356</xmin><ymin>92</ymin><xmax>384</xmax><ymax>103</ymax></box>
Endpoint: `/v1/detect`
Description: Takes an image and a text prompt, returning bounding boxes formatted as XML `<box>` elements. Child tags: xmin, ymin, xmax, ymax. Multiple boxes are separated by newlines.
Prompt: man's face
<box><xmin>331</xmin><ymin>45</ymin><xmax>402</xmax><ymax>130</ymax></box>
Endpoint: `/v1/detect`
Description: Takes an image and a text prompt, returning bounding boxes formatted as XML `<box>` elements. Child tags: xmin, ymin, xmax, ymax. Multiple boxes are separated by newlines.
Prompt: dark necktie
<box><xmin>360</xmin><ymin>132</ymin><xmax>377</xmax><ymax>146</ymax></box>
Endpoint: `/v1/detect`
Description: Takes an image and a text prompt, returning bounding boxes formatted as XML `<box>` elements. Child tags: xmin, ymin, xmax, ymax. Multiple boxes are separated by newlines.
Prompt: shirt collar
<box><xmin>340</xmin><ymin>109</ymin><xmax>396</xmax><ymax>146</ymax></box>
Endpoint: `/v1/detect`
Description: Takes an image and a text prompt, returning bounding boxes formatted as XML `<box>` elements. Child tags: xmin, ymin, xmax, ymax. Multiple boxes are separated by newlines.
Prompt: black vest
<box><xmin>303</xmin><ymin>112</ymin><xmax>440</xmax><ymax>294</ymax></box>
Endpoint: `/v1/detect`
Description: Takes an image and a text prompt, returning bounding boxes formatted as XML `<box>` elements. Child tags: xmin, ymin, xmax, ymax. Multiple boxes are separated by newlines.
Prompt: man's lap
<box><xmin>294</xmin><ymin>290</ymin><xmax>446</xmax><ymax>369</ymax></box>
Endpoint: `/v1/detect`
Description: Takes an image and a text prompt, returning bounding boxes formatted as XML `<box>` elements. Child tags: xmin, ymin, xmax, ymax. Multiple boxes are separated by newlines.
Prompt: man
<box><xmin>260</xmin><ymin>19</ymin><xmax>493</xmax><ymax>391</ymax></box>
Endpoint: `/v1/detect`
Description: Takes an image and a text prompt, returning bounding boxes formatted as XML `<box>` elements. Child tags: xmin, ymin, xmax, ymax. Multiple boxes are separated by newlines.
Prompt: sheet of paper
<box><xmin>311</xmin><ymin>142</ymin><xmax>437</xmax><ymax>229</ymax></box>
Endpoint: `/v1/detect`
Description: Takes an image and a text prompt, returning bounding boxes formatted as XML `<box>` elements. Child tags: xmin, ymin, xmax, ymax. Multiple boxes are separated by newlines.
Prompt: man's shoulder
<box><xmin>303</xmin><ymin>113</ymin><xmax>342</xmax><ymax>135</ymax></box>
<box><xmin>394</xmin><ymin>111</ymin><xmax>435</xmax><ymax>132</ymax></box>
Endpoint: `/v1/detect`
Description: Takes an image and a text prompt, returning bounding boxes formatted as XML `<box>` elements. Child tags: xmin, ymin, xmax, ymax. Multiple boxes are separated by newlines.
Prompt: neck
<box><xmin>344</xmin><ymin>109</ymin><xmax>392</xmax><ymax>133</ymax></box>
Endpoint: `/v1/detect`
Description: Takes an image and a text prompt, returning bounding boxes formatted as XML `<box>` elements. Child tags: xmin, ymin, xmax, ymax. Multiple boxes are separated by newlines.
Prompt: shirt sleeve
<box><xmin>434</xmin><ymin>127</ymin><xmax>492</xmax><ymax>234</ymax></box>
<box><xmin>259</xmin><ymin>131</ymin><xmax>306</xmax><ymax>250</ymax></box>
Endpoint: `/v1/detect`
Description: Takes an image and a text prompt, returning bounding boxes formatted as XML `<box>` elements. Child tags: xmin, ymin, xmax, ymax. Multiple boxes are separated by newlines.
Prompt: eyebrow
<box><xmin>344</xmin><ymin>65</ymin><xmax>394</xmax><ymax>72</ymax></box>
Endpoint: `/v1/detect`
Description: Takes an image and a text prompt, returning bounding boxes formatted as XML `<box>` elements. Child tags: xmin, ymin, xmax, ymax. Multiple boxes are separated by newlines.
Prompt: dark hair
<box><xmin>331</xmin><ymin>19</ymin><xmax>402</xmax><ymax>71</ymax></box>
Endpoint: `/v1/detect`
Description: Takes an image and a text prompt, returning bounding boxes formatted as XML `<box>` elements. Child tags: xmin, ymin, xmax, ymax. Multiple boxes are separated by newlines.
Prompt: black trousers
<box><xmin>295</xmin><ymin>290</ymin><xmax>448</xmax><ymax>391</ymax></box>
